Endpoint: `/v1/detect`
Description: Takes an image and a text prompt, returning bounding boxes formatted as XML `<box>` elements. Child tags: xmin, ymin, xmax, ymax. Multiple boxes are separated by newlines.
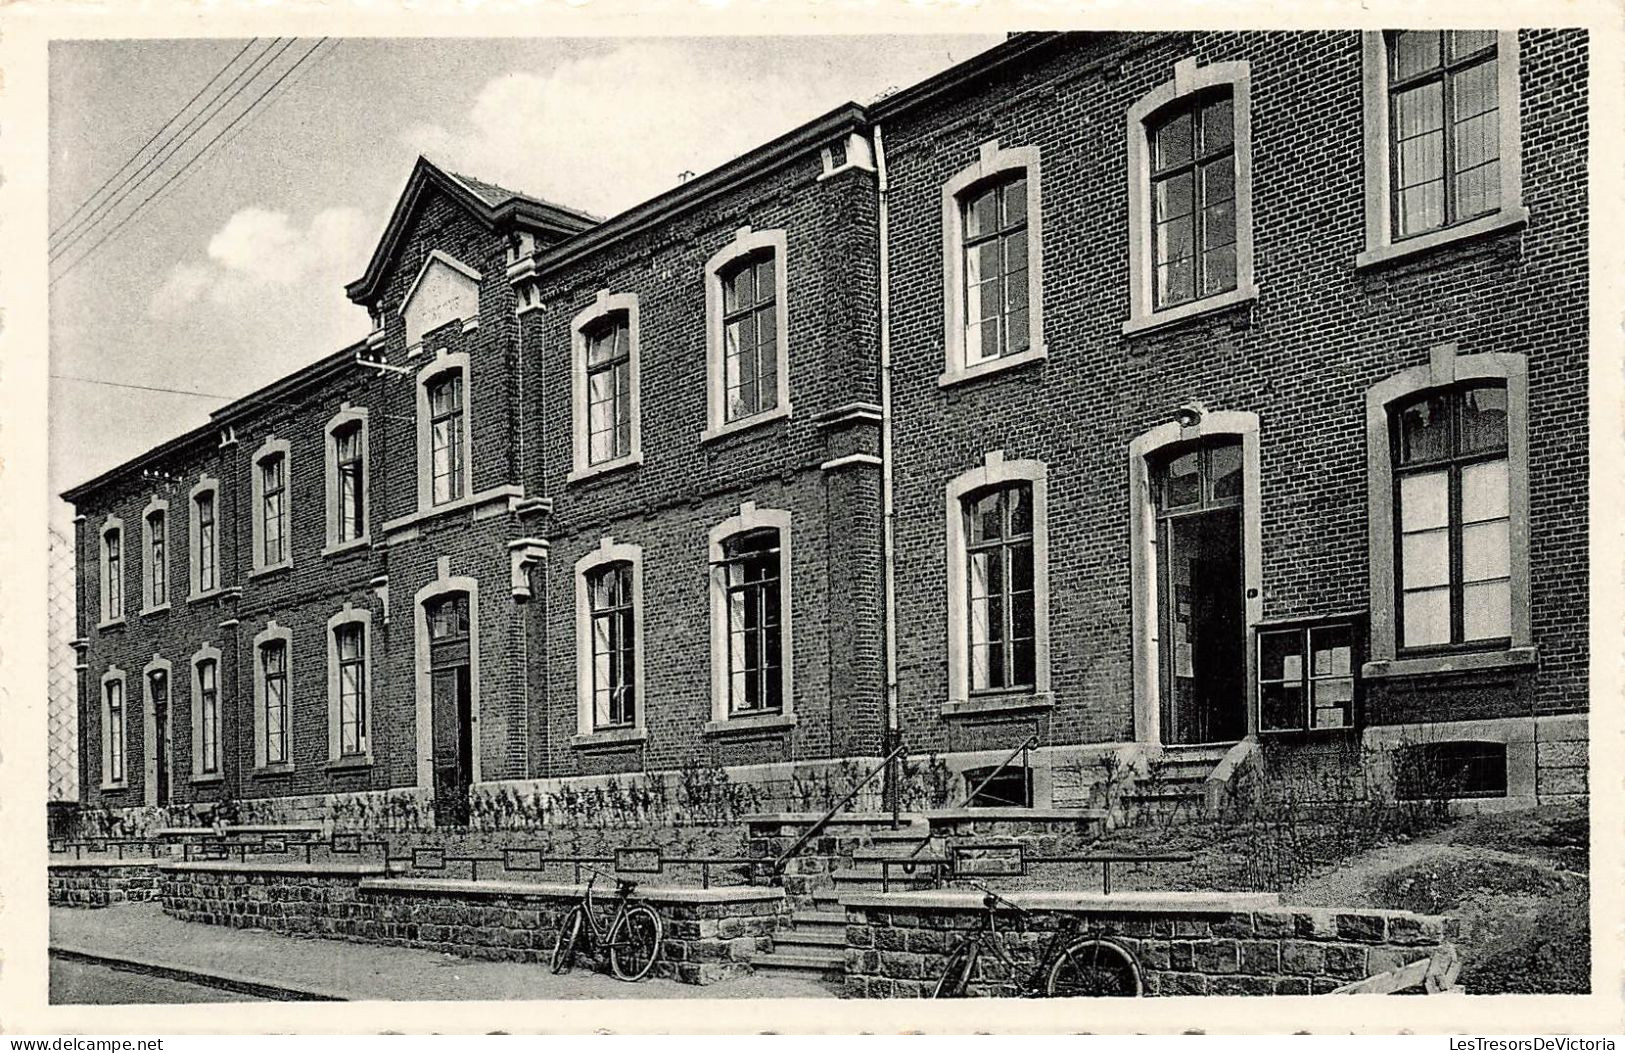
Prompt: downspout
<box><xmin>875</xmin><ymin>124</ymin><xmax>900</xmax><ymax>760</ymax></box>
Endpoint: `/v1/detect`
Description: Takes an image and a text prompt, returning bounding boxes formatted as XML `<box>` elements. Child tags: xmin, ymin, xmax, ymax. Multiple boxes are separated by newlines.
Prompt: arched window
<box><xmin>962</xmin><ymin>482</ymin><xmax>1036</xmax><ymax>693</ymax></box>
<box><xmin>1125</xmin><ymin>60</ymin><xmax>1255</xmax><ymax>334</ymax></box>
<box><xmin>707</xmin><ymin>505</ymin><xmax>795</xmax><ymax>727</ymax></box>
<box><xmin>325</xmin><ymin>409</ymin><xmax>370</xmax><ymax>551</ymax></box>
<box><xmin>100</xmin><ymin>517</ymin><xmax>125</xmax><ymax>625</ymax></box>
<box><xmin>570</xmin><ymin>292</ymin><xmax>643</xmax><ymax>481</ymax></box>
<box><xmin>428</xmin><ymin>372</ymin><xmax>466</xmax><ymax>504</ymax></box>
<box><xmin>703</xmin><ymin>229</ymin><xmax>792</xmax><ymax>441</ymax></box>
<box><xmin>250</xmin><ymin>438</ymin><xmax>292</xmax><ymax>573</ymax></box>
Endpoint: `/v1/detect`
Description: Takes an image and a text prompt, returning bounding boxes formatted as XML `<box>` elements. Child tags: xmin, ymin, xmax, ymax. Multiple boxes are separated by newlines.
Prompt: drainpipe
<box><xmin>875</xmin><ymin>124</ymin><xmax>901</xmax><ymax>815</ymax></box>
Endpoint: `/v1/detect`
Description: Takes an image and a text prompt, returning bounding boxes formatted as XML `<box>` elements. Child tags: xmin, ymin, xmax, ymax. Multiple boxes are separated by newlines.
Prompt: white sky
<box><xmin>46</xmin><ymin>34</ymin><xmax>1002</xmax><ymax>526</ymax></box>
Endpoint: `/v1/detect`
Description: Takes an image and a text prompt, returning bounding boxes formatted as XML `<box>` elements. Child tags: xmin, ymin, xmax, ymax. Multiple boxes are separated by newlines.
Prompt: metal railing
<box><xmin>878</xmin><ymin>851</ymin><xmax>1195</xmax><ymax>894</ymax></box>
<box><xmin>772</xmin><ymin>742</ymin><xmax>907</xmax><ymax>874</ymax></box>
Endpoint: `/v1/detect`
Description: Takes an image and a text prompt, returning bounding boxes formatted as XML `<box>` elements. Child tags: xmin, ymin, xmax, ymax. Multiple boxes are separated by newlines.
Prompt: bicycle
<box><xmin>550</xmin><ymin>867</ymin><xmax>664</xmax><ymax>982</ymax></box>
<box><xmin>929</xmin><ymin>884</ymin><xmax>1142</xmax><ymax>998</ymax></box>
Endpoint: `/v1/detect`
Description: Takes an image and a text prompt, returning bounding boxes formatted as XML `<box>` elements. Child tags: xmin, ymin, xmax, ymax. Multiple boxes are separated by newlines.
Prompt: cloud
<box><xmin>400</xmin><ymin>43</ymin><xmax>845</xmax><ymax>219</ymax></box>
<box><xmin>149</xmin><ymin>205</ymin><xmax>369</xmax><ymax>318</ymax></box>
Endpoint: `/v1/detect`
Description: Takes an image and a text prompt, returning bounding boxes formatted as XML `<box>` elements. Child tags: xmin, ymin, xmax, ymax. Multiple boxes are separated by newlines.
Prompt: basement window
<box><xmin>1394</xmin><ymin>740</ymin><xmax>1507</xmax><ymax>800</ymax></box>
<box><xmin>963</xmin><ymin>765</ymin><xmax>1033</xmax><ymax>808</ymax></box>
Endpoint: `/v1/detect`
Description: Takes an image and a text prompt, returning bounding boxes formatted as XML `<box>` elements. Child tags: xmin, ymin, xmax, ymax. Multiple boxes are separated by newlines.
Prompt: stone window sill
<box><xmin>325</xmin><ymin>754</ymin><xmax>374</xmax><ymax>772</ymax></box>
<box><xmin>1362</xmin><ymin>645</ymin><xmax>1537</xmax><ymax>681</ymax></box>
<box><xmin>188</xmin><ymin>588</ymin><xmax>225</xmax><ymax>605</ymax></box>
<box><xmin>942</xmin><ymin>691</ymin><xmax>1055</xmax><ymax>718</ymax></box>
<box><xmin>381</xmin><ymin>485</ymin><xmax>523</xmax><ymax>537</ymax></box>
<box><xmin>567</xmin><ymin>451</ymin><xmax>644</xmax><ymax>485</ymax></box>
<box><xmin>98</xmin><ymin>616</ymin><xmax>126</xmax><ymax>631</ymax></box>
<box><xmin>703</xmin><ymin>712</ymin><xmax>797</xmax><ymax>737</ymax></box>
<box><xmin>701</xmin><ymin>404</ymin><xmax>792</xmax><ymax>444</ymax></box>
<box><xmin>140</xmin><ymin>602</ymin><xmax>172</xmax><ymax>618</ymax></box>
<box><xmin>100</xmin><ymin>782</ymin><xmax>130</xmax><ymax>793</ymax></box>
<box><xmin>253</xmin><ymin>763</ymin><xmax>296</xmax><ymax>777</ymax></box>
<box><xmin>938</xmin><ymin>343</ymin><xmax>1048</xmax><ymax>388</ymax></box>
<box><xmin>571</xmin><ymin>726</ymin><xmax>648</xmax><ymax>751</ymax></box>
<box><xmin>191</xmin><ymin>771</ymin><xmax>224</xmax><ymax>785</ymax></box>
<box><xmin>1356</xmin><ymin>207</ymin><xmax>1528</xmax><ymax>270</ymax></box>
<box><xmin>1122</xmin><ymin>285</ymin><xmax>1258</xmax><ymax>337</ymax></box>
<box><xmin>322</xmin><ymin>537</ymin><xmax>371</xmax><ymax>558</ymax></box>
<box><xmin>249</xmin><ymin>562</ymin><xmax>292</xmax><ymax>580</ymax></box>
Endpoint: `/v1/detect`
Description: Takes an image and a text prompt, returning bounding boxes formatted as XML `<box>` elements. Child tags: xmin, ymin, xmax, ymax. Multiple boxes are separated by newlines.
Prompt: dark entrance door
<box><xmin>149</xmin><ymin>670</ymin><xmax>171</xmax><ymax>807</ymax></box>
<box><xmin>1153</xmin><ymin>440</ymin><xmax>1247</xmax><ymax>745</ymax></box>
<box><xmin>427</xmin><ymin>593</ymin><xmax>472</xmax><ymax>827</ymax></box>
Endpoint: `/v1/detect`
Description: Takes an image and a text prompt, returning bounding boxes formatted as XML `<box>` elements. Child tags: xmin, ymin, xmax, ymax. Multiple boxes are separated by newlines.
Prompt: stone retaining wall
<box><xmin>841</xmin><ymin>891</ymin><xmax>1459</xmax><ymax>998</ymax></box>
<box><xmin>49</xmin><ymin>860</ymin><xmax>163</xmax><ymax>908</ymax></box>
<box><xmin>158</xmin><ymin>862</ymin><xmax>787</xmax><ymax>985</ymax></box>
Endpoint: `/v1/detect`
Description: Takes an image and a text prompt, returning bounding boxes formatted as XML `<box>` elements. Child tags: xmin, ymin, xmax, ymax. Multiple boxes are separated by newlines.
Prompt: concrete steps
<box><xmin>1122</xmin><ymin>745</ymin><xmax>1234</xmax><ymax>819</ymax></box>
<box><xmin>753</xmin><ymin>906</ymin><xmax>848</xmax><ymax>980</ymax></box>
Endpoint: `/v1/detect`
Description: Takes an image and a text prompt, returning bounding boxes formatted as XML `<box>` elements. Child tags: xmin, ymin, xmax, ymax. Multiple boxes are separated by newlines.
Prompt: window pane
<box><xmin>1398</xmin><ymin>396</ymin><xmax>1452</xmax><ymax>463</ymax></box>
<box><xmin>1154</xmin><ymin>110</ymin><xmax>1193</xmax><ymax>169</ymax></box>
<box><xmin>1202</xmin><ymin>243</ymin><xmax>1237</xmax><ymax>298</ymax></box>
<box><xmin>965</xmin><ymin>185</ymin><xmax>998</xmax><ymax>240</ymax></box>
<box><xmin>1395</xmin><ymin>81</ymin><xmax>1444</xmax><ymax>143</ymax></box>
<box><xmin>1311</xmin><ymin>625</ymin><xmax>1354</xmax><ymax>676</ymax></box>
<box><xmin>1002</xmin><ymin>178</ymin><xmax>1027</xmax><ymax>227</ymax></box>
<box><xmin>1393</xmin><ymin>30</ymin><xmax>1442</xmax><ymax>80</ymax></box>
<box><xmin>1209</xmin><ymin>443</ymin><xmax>1243</xmax><ymax>501</ymax></box>
<box><xmin>756</xmin><ymin>258</ymin><xmax>776</xmax><ymax>301</ymax></box>
<box><xmin>1462</xmin><ymin>459</ymin><xmax>1509</xmax><ymax>521</ymax></box>
<box><xmin>1402</xmin><ymin>587</ymin><xmax>1451</xmax><ymax>647</ymax></box>
<box><xmin>1463</xmin><ymin>520</ymin><xmax>1510</xmax><ymax>582</ymax></box>
<box><xmin>1454</xmin><ymin>159</ymin><xmax>1501</xmax><ymax>221</ymax></box>
<box><xmin>1162</xmin><ymin>451</ymin><xmax>1201</xmax><ymax>508</ymax></box>
<box><xmin>1398</xmin><ymin>180</ymin><xmax>1446</xmax><ymax>237</ymax></box>
<box><xmin>1459</xmin><ymin>387</ymin><xmax>1508</xmax><ymax>453</ymax></box>
<box><xmin>1402</xmin><ymin>528</ymin><xmax>1450</xmax><ymax>589</ymax></box>
<box><xmin>1200</xmin><ymin>95</ymin><xmax>1233</xmax><ymax>153</ymax></box>
<box><xmin>1007</xmin><ymin>484</ymin><xmax>1033</xmax><ymax>536</ymax></box>
<box><xmin>1260</xmin><ymin>683</ymin><xmax>1304</xmax><ymax>732</ymax></box>
<box><xmin>1448</xmin><ymin>30</ymin><xmax>1497</xmax><ymax>61</ymax></box>
<box><xmin>1154</xmin><ymin>172</ymin><xmax>1194</xmax><ymax>223</ymax></box>
<box><xmin>1463</xmin><ymin>579</ymin><xmax>1511</xmax><ymax>640</ymax></box>
<box><xmin>968</xmin><ymin>492</ymin><xmax>1004</xmax><ymax>543</ymax></box>
<box><xmin>1259</xmin><ymin>630</ymin><xmax>1303</xmax><ymax>683</ymax></box>
<box><xmin>1157</xmin><ymin>257</ymin><xmax>1195</xmax><ymax>308</ymax></box>
<box><xmin>1011</xmin><ymin>636</ymin><xmax>1035</xmax><ymax>688</ymax></box>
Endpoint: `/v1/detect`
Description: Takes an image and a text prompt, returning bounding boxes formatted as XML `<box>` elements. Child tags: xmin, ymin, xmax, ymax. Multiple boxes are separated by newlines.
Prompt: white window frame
<box><xmin>188</xmin><ymin>475</ymin><xmax>221</xmax><ymax>601</ymax></box>
<box><xmin>411</xmin><ymin>572</ymin><xmax>483</xmax><ymax>789</ymax></box>
<box><xmin>141</xmin><ymin>496</ymin><xmax>171</xmax><ymax>614</ymax></box>
<box><xmin>326</xmin><ymin>604</ymin><xmax>374</xmax><ymax>764</ymax></box>
<box><xmin>944</xmin><ymin>451</ymin><xmax>1052</xmax><ymax>714</ymax></box>
<box><xmin>573</xmin><ymin>538</ymin><xmax>647</xmax><ymax>746</ymax></box>
<box><xmin>100</xmin><ymin>665</ymin><xmax>128</xmax><ymax>790</ymax></box>
<box><xmin>415</xmin><ymin>351</ymin><xmax>473</xmax><ymax>511</ymax></box>
<box><xmin>705</xmin><ymin>503</ymin><xmax>796</xmax><ymax>732</ymax></box>
<box><xmin>252</xmin><ymin>620</ymin><xmax>294</xmax><ymax>771</ymax></box>
<box><xmin>702</xmin><ymin>227</ymin><xmax>792</xmax><ymax>442</ymax></box>
<box><xmin>324</xmin><ymin>407</ymin><xmax>371</xmax><ymax>554</ymax></box>
<box><xmin>1357</xmin><ymin>31</ymin><xmax>1526</xmax><ymax>269</ymax></box>
<box><xmin>250</xmin><ymin>437</ymin><xmax>293</xmax><ymax>575</ymax></box>
<box><xmin>190</xmin><ymin>643</ymin><xmax>224</xmax><ymax>781</ymax></box>
<box><xmin>99</xmin><ymin>516</ymin><xmax>125</xmax><ymax>627</ymax></box>
<box><xmin>569</xmin><ymin>291</ymin><xmax>644</xmax><ymax>482</ymax></box>
<box><xmin>1124</xmin><ymin>58</ymin><xmax>1257</xmax><ymax>335</ymax></box>
<box><xmin>940</xmin><ymin>140</ymin><xmax>1047</xmax><ymax>385</ymax></box>
<box><xmin>1364</xmin><ymin>344</ymin><xmax>1533</xmax><ymax>679</ymax></box>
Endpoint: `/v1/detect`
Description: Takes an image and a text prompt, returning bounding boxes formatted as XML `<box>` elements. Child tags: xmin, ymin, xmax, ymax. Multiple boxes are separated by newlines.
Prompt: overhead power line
<box><xmin>50</xmin><ymin>38</ymin><xmax>294</xmax><ymax>264</ymax></box>
<box><xmin>50</xmin><ymin>38</ymin><xmax>261</xmax><ymax>245</ymax></box>
<box><xmin>50</xmin><ymin>38</ymin><xmax>334</xmax><ymax>287</ymax></box>
<box><xmin>51</xmin><ymin>364</ymin><xmax>414</xmax><ymax>423</ymax></box>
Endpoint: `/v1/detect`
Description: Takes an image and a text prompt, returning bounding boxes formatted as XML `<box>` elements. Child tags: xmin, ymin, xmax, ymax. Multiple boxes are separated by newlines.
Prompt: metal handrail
<box><xmin>962</xmin><ymin>729</ymin><xmax>1040</xmax><ymax>810</ymax></box>
<box><xmin>772</xmin><ymin>742</ymin><xmax>906</xmax><ymax>873</ymax></box>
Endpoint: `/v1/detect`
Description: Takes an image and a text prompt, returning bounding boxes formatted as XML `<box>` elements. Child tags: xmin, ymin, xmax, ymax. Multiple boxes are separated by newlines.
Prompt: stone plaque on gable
<box><xmin>403</xmin><ymin>252</ymin><xmax>480</xmax><ymax>347</ymax></box>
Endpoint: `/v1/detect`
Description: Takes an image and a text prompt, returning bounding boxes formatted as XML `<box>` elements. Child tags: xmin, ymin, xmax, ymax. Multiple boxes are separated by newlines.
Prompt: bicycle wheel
<box><xmin>931</xmin><ymin>942</ymin><xmax>978</xmax><ymax>998</ymax></box>
<box><xmin>551</xmin><ymin>905</ymin><xmax>586</xmax><ymax>975</ymax></box>
<box><xmin>608</xmin><ymin>904</ymin><xmax>662</xmax><ymax>982</ymax></box>
<box><xmin>1045</xmin><ymin>937</ymin><xmax>1142</xmax><ymax>997</ymax></box>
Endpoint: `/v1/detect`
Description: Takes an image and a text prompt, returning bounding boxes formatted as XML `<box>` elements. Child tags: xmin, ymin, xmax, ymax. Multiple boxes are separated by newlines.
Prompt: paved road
<box><xmin>50</xmin><ymin>958</ymin><xmax>269</xmax><ymax>1005</ymax></box>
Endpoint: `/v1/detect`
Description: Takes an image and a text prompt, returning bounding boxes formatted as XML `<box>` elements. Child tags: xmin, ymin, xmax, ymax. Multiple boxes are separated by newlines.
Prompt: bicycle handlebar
<box><xmin>967</xmin><ymin>882</ymin><xmax>1031</xmax><ymax>917</ymax></box>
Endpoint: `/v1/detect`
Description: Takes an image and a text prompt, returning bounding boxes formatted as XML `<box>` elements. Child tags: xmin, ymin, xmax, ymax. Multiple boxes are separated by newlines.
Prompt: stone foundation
<box><xmin>840</xmin><ymin>890</ymin><xmax>1459</xmax><ymax>998</ymax></box>
<box><xmin>158</xmin><ymin>861</ymin><xmax>788</xmax><ymax>985</ymax></box>
<box><xmin>49</xmin><ymin>860</ymin><xmax>163</xmax><ymax>907</ymax></box>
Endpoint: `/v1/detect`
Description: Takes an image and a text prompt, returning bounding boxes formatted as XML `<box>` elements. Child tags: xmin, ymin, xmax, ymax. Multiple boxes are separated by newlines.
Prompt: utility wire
<box><xmin>121</xmin><ymin>39</ymin><xmax>341</xmax><ymax>242</ymax></box>
<box><xmin>50</xmin><ymin>38</ymin><xmax>261</xmax><ymax>244</ymax></box>
<box><xmin>52</xmin><ymin>370</ymin><xmax>416</xmax><ymax>424</ymax></box>
<box><xmin>51</xmin><ymin>39</ymin><xmax>330</xmax><ymax>286</ymax></box>
<box><xmin>50</xmin><ymin>37</ymin><xmax>294</xmax><ymax>264</ymax></box>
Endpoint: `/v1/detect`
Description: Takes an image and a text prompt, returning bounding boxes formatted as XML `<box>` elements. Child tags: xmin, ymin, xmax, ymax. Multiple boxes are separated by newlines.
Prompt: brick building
<box><xmin>63</xmin><ymin>30</ymin><xmax>1588</xmax><ymax>828</ymax></box>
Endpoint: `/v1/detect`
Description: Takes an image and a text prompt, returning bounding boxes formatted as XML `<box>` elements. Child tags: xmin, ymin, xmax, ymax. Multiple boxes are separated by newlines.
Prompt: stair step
<box><xmin>775</xmin><ymin>928</ymin><xmax>846</xmax><ymax>949</ymax></box>
<box><xmin>752</xmin><ymin>950</ymin><xmax>845</xmax><ymax>974</ymax></box>
<box><xmin>791</xmin><ymin>910</ymin><xmax>847</xmax><ymax>927</ymax></box>
<box><xmin>867</xmin><ymin>827</ymin><xmax>935</xmax><ymax>842</ymax></box>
